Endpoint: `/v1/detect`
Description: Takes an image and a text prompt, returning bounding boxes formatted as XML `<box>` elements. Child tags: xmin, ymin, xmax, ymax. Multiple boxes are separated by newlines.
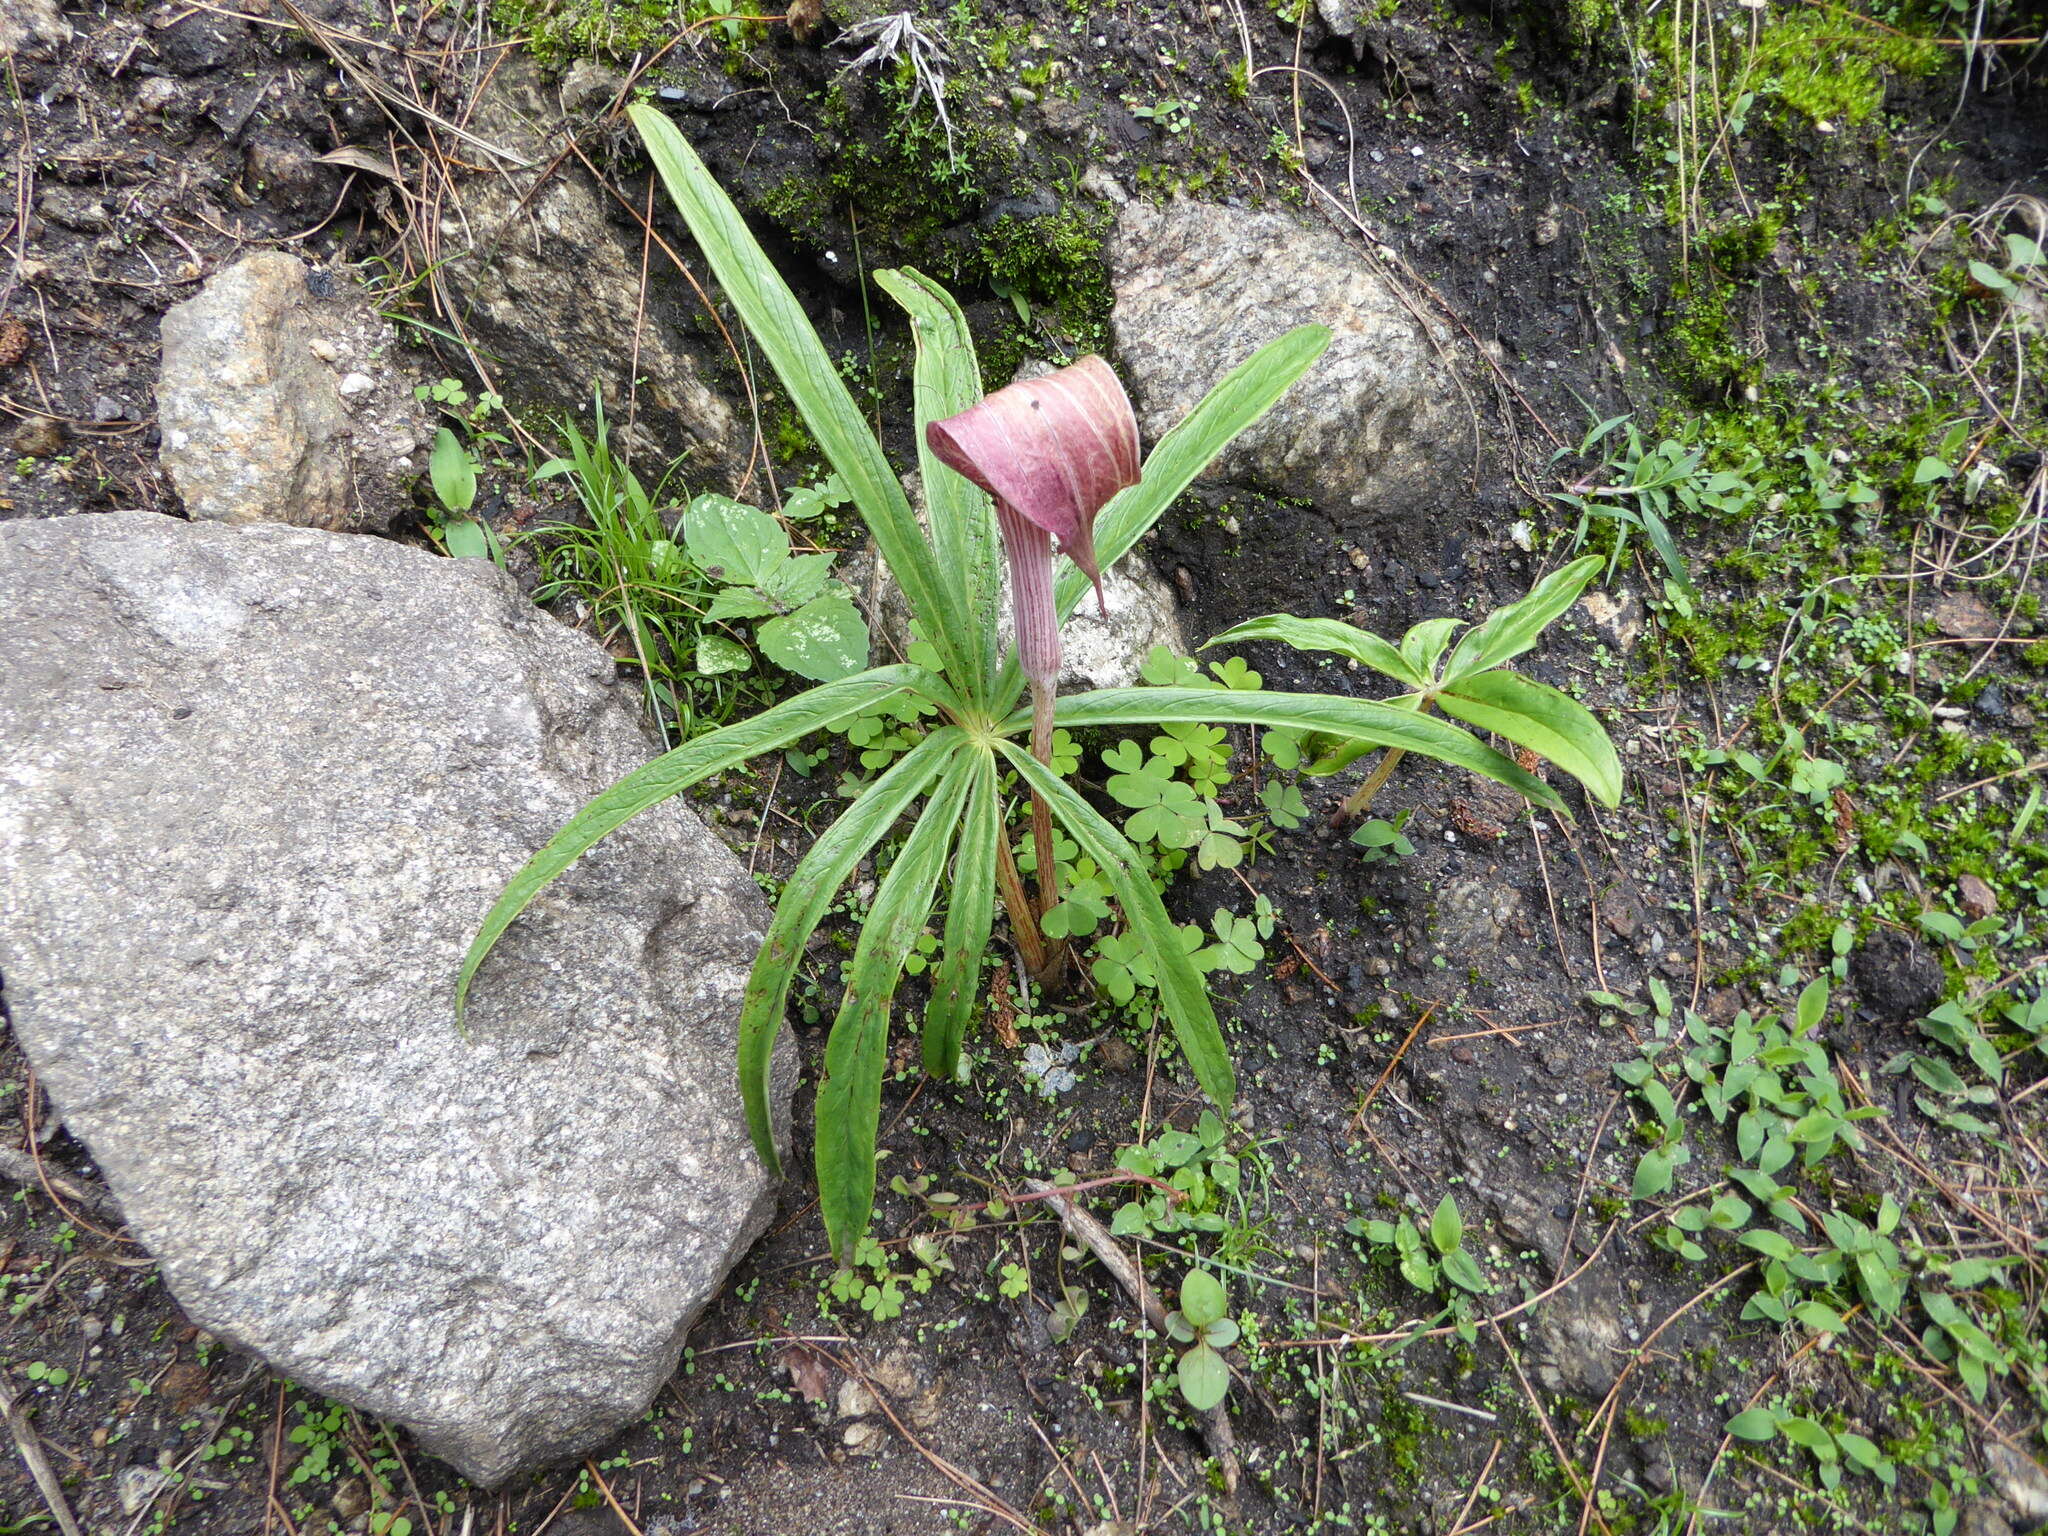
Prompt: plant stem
<box><xmin>1333</xmin><ymin>748</ymin><xmax>1406</xmax><ymax>825</ymax></box>
<box><xmin>1026</xmin><ymin>679</ymin><xmax>1070</xmax><ymax>987</ymax></box>
<box><xmin>993</xmin><ymin>830</ymin><xmax>1051</xmax><ymax>981</ymax></box>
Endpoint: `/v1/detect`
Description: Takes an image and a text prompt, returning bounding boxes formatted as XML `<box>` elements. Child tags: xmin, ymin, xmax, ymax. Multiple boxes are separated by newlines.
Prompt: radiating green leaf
<box><xmin>1202</xmin><ymin>614</ymin><xmax>1423</xmax><ymax>686</ymax></box>
<box><xmin>1399</xmin><ymin>617</ymin><xmax>1462</xmax><ymax>679</ymax></box>
<box><xmin>816</xmin><ymin>753</ymin><xmax>976</xmax><ymax>1260</ymax></box>
<box><xmin>457</xmin><ymin>665</ymin><xmax>925</xmax><ymax>1021</ymax></box>
<box><xmin>736</xmin><ymin>726</ymin><xmax>965</xmax><ymax>1173</ymax></box>
<box><xmin>627</xmin><ymin>105</ymin><xmax>975</xmax><ymax>692</ymax></box>
<box><xmin>1042</xmin><ymin>688</ymin><xmax>1565</xmax><ymax>813</ymax></box>
<box><xmin>1443</xmin><ymin>554</ymin><xmax>1603</xmax><ymax>682</ymax></box>
<box><xmin>1435</xmin><ymin>670</ymin><xmax>1623</xmax><ymax>807</ymax></box>
<box><xmin>875</xmin><ymin>268</ymin><xmax>1000</xmax><ymax>689</ymax></box>
<box><xmin>999</xmin><ymin>742</ymin><xmax>1236</xmax><ymax>1110</ymax></box>
<box><xmin>922</xmin><ymin>749</ymin><xmax>998</xmax><ymax>1080</ymax></box>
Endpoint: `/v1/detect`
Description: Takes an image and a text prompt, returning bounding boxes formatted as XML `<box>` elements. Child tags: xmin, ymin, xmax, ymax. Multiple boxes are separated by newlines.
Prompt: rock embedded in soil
<box><xmin>1109</xmin><ymin>199</ymin><xmax>1458</xmax><ymax>519</ymax></box>
<box><xmin>425</xmin><ymin>59</ymin><xmax>743</xmax><ymax>475</ymax></box>
<box><xmin>0</xmin><ymin>513</ymin><xmax>791</xmax><ymax>1486</ymax></box>
<box><xmin>0</xmin><ymin>0</ymin><xmax>70</xmax><ymax>59</ymax></box>
<box><xmin>156</xmin><ymin>252</ymin><xmax>427</xmax><ymax>531</ymax></box>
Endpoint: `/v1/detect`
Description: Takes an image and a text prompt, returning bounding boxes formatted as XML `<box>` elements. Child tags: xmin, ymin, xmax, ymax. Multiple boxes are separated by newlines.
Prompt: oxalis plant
<box><xmin>459</xmin><ymin>105</ymin><xmax>1616</xmax><ymax>1261</ymax></box>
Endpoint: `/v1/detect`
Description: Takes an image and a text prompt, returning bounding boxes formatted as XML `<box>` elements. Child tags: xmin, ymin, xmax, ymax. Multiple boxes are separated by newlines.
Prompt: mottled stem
<box><xmin>1333</xmin><ymin>748</ymin><xmax>1406</xmax><ymax>826</ymax></box>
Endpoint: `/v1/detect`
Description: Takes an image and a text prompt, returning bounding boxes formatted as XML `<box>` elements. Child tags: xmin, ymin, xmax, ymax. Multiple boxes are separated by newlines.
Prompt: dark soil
<box><xmin>6</xmin><ymin>1</ymin><xmax>2048</xmax><ymax>1534</ymax></box>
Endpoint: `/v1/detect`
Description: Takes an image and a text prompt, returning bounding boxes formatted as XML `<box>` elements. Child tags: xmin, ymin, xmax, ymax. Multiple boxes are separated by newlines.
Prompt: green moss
<box><xmin>1746</xmin><ymin>10</ymin><xmax>1942</xmax><ymax>129</ymax></box>
<box><xmin>1666</xmin><ymin>275</ymin><xmax>1763</xmax><ymax>399</ymax></box>
<box><xmin>1702</xmin><ymin>209</ymin><xmax>1784</xmax><ymax>275</ymax></box>
<box><xmin>495</xmin><ymin>0</ymin><xmax>759</xmax><ymax>66</ymax></box>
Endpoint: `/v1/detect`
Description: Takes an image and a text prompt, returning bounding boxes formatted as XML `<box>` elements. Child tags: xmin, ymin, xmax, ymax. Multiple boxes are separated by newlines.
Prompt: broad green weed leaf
<box><xmin>683</xmin><ymin>494</ymin><xmax>789</xmax><ymax>586</ymax></box>
<box><xmin>430</xmin><ymin>426</ymin><xmax>476</xmax><ymax>514</ymax></box>
<box><xmin>1203</xmin><ymin>614</ymin><xmax>1422</xmax><ymax>686</ymax></box>
<box><xmin>1435</xmin><ymin>670</ymin><xmax>1623</xmax><ymax>807</ymax></box>
<box><xmin>1043</xmin><ymin>688</ymin><xmax>1564</xmax><ymax>813</ymax></box>
<box><xmin>1180</xmin><ymin>1270</ymin><xmax>1228</xmax><ymax>1328</ymax></box>
<box><xmin>758</xmin><ymin>593</ymin><xmax>870</xmax><ymax>682</ymax></box>
<box><xmin>1443</xmin><ymin>554</ymin><xmax>1602</xmax><ymax>681</ymax></box>
<box><xmin>1178</xmin><ymin>1343</ymin><xmax>1229</xmax><ymax>1411</ymax></box>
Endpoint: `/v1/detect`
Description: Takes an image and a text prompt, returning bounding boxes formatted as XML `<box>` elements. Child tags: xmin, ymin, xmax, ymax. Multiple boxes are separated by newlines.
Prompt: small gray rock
<box><xmin>1579</xmin><ymin>589</ymin><xmax>1642</xmax><ymax>653</ymax></box>
<box><xmin>38</xmin><ymin>185</ymin><xmax>111</xmax><ymax>234</ymax></box>
<box><xmin>1985</xmin><ymin>1442</ymin><xmax>2048</xmax><ymax>1531</ymax></box>
<box><xmin>0</xmin><ymin>0</ymin><xmax>70</xmax><ymax>59</ymax></box>
<box><xmin>157</xmin><ymin>252</ymin><xmax>426</xmax><ymax>531</ymax></box>
<box><xmin>1529</xmin><ymin>1265</ymin><xmax>1628</xmax><ymax>1397</ymax></box>
<box><xmin>559</xmin><ymin>58</ymin><xmax>625</xmax><ymax>116</ymax></box>
<box><xmin>0</xmin><ymin>514</ymin><xmax>791</xmax><ymax>1486</ymax></box>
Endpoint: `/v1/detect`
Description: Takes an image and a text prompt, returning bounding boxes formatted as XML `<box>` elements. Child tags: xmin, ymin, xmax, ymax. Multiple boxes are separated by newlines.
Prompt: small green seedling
<box><xmin>1167</xmin><ymin>1269</ymin><xmax>1237</xmax><ymax>1412</ymax></box>
<box><xmin>427</xmin><ymin>427</ymin><xmax>501</xmax><ymax>563</ymax></box>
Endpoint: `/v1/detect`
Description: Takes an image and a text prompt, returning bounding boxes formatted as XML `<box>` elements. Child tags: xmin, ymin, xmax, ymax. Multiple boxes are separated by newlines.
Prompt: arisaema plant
<box><xmin>459</xmin><ymin>104</ymin><xmax>1620</xmax><ymax>1261</ymax></box>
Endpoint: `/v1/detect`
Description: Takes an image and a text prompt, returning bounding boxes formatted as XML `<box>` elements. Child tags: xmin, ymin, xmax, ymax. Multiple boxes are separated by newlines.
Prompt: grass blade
<box><xmin>1036</xmin><ymin>687</ymin><xmax>1565</xmax><ymax>812</ymax></box>
<box><xmin>921</xmin><ymin>747</ymin><xmax>998</xmax><ymax>1081</ymax></box>
<box><xmin>736</xmin><ymin>726</ymin><xmax>966</xmax><ymax>1172</ymax></box>
<box><xmin>627</xmin><ymin>106</ymin><xmax>973</xmax><ymax>689</ymax></box>
<box><xmin>1436</xmin><ymin>671</ymin><xmax>1622</xmax><ymax>808</ymax></box>
<box><xmin>995</xmin><ymin>324</ymin><xmax>1331</xmax><ymax>708</ymax></box>
<box><xmin>997</xmin><ymin>742</ymin><xmax>1237</xmax><ymax>1113</ymax></box>
<box><xmin>458</xmin><ymin>665</ymin><xmax>925</xmax><ymax>1019</ymax></box>
<box><xmin>875</xmin><ymin>268</ymin><xmax>1000</xmax><ymax>697</ymax></box>
<box><xmin>815</xmin><ymin>751</ymin><xmax>978</xmax><ymax>1259</ymax></box>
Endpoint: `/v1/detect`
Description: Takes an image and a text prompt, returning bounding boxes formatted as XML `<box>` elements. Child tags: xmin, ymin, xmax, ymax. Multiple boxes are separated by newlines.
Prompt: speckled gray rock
<box><xmin>0</xmin><ymin>513</ymin><xmax>789</xmax><ymax>1486</ymax></box>
<box><xmin>1111</xmin><ymin>200</ymin><xmax>1459</xmax><ymax>517</ymax></box>
<box><xmin>157</xmin><ymin>253</ymin><xmax>428</xmax><ymax>531</ymax></box>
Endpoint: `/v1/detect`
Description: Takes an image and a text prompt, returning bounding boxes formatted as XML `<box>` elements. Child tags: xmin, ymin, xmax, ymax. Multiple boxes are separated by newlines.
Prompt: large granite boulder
<box><xmin>1110</xmin><ymin>199</ymin><xmax>1460</xmax><ymax>519</ymax></box>
<box><xmin>0</xmin><ymin>513</ymin><xmax>789</xmax><ymax>1486</ymax></box>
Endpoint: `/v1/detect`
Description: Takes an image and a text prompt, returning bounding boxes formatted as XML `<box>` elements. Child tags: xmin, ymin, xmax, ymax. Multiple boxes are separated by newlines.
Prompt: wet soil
<box><xmin>5</xmin><ymin>1</ymin><xmax>2048</xmax><ymax>1534</ymax></box>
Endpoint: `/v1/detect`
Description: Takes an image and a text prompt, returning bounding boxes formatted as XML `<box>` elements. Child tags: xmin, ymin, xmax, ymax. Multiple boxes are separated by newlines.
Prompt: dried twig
<box><xmin>1022</xmin><ymin>1178</ymin><xmax>1242</xmax><ymax>1494</ymax></box>
<box><xmin>0</xmin><ymin>1375</ymin><xmax>86</xmax><ymax>1536</ymax></box>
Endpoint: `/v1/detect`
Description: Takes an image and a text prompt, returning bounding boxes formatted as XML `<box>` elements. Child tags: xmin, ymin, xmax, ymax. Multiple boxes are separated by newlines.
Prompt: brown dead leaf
<box><xmin>989</xmin><ymin>961</ymin><xmax>1018</xmax><ymax>1049</ymax></box>
<box><xmin>779</xmin><ymin>1343</ymin><xmax>832</xmax><ymax>1406</ymax></box>
<box><xmin>785</xmin><ymin>0</ymin><xmax>822</xmax><ymax>43</ymax></box>
<box><xmin>1958</xmin><ymin>872</ymin><xmax>1998</xmax><ymax>921</ymax></box>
